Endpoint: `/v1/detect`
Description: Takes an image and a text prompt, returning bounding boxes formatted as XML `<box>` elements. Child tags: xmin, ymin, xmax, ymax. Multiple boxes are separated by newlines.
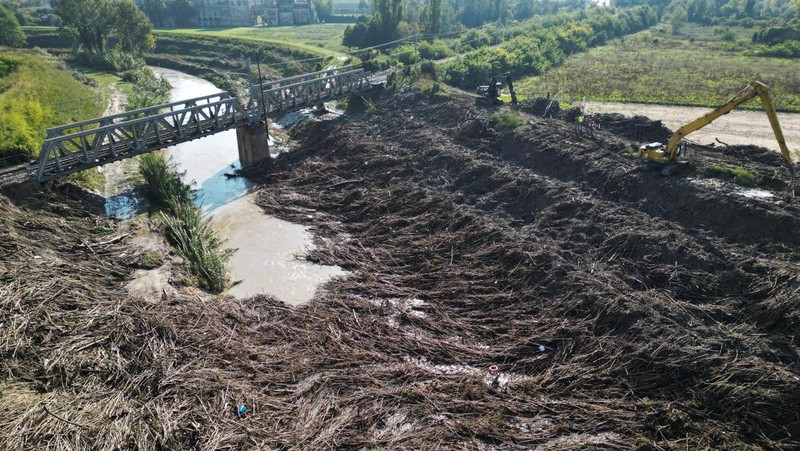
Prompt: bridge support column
<box><xmin>236</xmin><ymin>121</ymin><xmax>270</xmax><ymax>168</ymax></box>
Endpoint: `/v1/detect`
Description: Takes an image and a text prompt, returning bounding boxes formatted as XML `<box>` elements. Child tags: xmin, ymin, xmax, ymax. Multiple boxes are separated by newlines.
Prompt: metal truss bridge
<box><xmin>0</xmin><ymin>66</ymin><xmax>379</xmax><ymax>186</ymax></box>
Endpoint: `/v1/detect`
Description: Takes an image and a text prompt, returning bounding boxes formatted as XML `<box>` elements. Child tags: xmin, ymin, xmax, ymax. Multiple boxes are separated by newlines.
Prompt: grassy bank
<box><xmin>0</xmin><ymin>49</ymin><xmax>106</xmax><ymax>190</ymax></box>
<box><xmin>515</xmin><ymin>24</ymin><xmax>800</xmax><ymax>112</ymax></box>
<box><xmin>147</xmin><ymin>32</ymin><xmax>335</xmax><ymax>94</ymax></box>
<box><xmin>23</xmin><ymin>27</ymin><xmax>330</xmax><ymax>93</ymax></box>
<box><xmin>157</xmin><ymin>23</ymin><xmax>348</xmax><ymax>54</ymax></box>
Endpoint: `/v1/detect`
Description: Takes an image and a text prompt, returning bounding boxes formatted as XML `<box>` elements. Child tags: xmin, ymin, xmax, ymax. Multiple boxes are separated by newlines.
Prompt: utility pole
<box><xmin>256</xmin><ymin>53</ymin><xmax>270</xmax><ymax>158</ymax></box>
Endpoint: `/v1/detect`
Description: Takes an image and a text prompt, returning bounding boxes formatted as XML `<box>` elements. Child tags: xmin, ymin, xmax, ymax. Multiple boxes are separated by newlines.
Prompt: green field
<box><xmin>157</xmin><ymin>23</ymin><xmax>350</xmax><ymax>55</ymax></box>
<box><xmin>515</xmin><ymin>24</ymin><xmax>800</xmax><ymax>112</ymax></box>
<box><xmin>0</xmin><ymin>50</ymin><xmax>105</xmax><ymax>157</ymax></box>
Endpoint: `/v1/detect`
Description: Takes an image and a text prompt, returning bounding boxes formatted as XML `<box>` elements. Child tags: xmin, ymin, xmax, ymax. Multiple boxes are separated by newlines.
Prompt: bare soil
<box><xmin>1</xmin><ymin>86</ymin><xmax>798</xmax><ymax>449</ymax></box>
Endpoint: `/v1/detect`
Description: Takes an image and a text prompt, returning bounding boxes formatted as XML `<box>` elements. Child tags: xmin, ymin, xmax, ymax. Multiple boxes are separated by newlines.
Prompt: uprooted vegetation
<box><xmin>1</xmin><ymin>84</ymin><xmax>799</xmax><ymax>449</ymax></box>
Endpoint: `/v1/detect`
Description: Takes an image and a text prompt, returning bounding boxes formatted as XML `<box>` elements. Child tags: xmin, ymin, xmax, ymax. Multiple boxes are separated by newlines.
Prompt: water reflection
<box><xmin>152</xmin><ymin>67</ymin><xmax>256</xmax><ymax>212</ymax></box>
<box><xmin>105</xmin><ymin>188</ymin><xmax>144</xmax><ymax>219</ymax></box>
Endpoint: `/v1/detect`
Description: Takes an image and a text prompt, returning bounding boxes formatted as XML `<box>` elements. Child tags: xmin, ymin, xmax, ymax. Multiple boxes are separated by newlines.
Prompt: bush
<box><xmin>721</xmin><ymin>29</ymin><xmax>736</xmax><ymax>42</ymax></box>
<box><xmin>492</xmin><ymin>111</ymin><xmax>527</xmax><ymax>130</ymax></box>
<box><xmin>417</xmin><ymin>40</ymin><xmax>455</xmax><ymax>60</ymax></box>
<box><xmin>0</xmin><ymin>98</ymin><xmax>47</xmax><ymax>160</ymax></box>
<box><xmin>75</xmin><ymin>51</ymin><xmax>142</xmax><ymax>72</ymax></box>
<box><xmin>442</xmin><ymin>6</ymin><xmax>657</xmax><ymax>90</ymax></box>
<box><xmin>760</xmin><ymin>40</ymin><xmax>800</xmax><ymax>58</ymax></box>
<box><xmin>390</xmin><ymin>44</ymin><xmax>418</xmax><ymax>65</ymax></box>
<box><xmin>161</xmin><ymin>200</ymin><xmax>231</xmax><ymax>292</ymax></box>
<box><xmin>126</xmin><ymin>74</ymin><xmax>171</xmax><ymax>111</ymax></box>
<box><xmin>138</xmin><ymin>152</ymin><xmax>191</xmax><ymax>208</ymax></box>
<box><xmin>0</xmin><ymin>55</ymin><xmax>21</xmax><ymax>78</ymax></box>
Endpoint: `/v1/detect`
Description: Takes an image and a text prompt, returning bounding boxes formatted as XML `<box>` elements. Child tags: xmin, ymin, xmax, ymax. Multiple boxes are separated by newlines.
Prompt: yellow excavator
<box><xmin>639</xmin><ymin>80</ymin><xmax>796</xmax><ymax>191</ymax></box>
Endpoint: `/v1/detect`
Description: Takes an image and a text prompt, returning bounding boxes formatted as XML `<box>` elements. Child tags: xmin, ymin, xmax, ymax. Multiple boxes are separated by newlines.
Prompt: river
<box><xmin>115</xmin><ymin>67</ymin><xmax>345</xmax><ymax>305</ymax></box>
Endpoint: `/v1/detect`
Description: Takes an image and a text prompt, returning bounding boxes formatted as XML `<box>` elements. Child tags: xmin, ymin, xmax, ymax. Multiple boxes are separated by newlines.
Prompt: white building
<box><xmin>195</xmin><ymin>0</ymin><xmax>256</xmax><ymax>27</ymax></box>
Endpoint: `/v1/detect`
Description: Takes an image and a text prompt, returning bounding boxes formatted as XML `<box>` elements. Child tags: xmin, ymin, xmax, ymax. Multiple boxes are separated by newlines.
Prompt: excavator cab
<box><xmin>476</xmin><ymin>73</ymin><xmax>518</xmax><ymax>106</ymax></box>
<box><xmin>638</xmin><ymin>141</ymin><xmax>686</xmax><ymax>165</ymax></box>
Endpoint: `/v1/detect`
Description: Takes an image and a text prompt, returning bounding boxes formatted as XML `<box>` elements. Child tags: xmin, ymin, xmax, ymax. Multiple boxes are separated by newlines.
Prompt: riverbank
<box><xmin>102</xmin><ymin>67</ymin><xmax>344</xmax><ymax>303</ymax></box>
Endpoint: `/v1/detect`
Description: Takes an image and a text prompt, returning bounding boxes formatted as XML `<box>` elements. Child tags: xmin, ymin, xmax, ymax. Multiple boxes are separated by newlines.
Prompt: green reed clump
<box><xmin>138</xmin><ymin>152</ymin><xmax>191</xmax><ymax>208</ymax></box>
<box><xmin>138</xmin><ymin>152</ymin><xmax>231</xmax><ymax>292</ymax></box>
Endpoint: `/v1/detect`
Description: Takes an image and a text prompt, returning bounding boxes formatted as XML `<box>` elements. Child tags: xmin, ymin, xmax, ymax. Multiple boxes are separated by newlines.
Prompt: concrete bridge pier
<box><xmin>236</xmin><ymin>121</ymin><xmax>270</xmax><ymax>168</ymax></box>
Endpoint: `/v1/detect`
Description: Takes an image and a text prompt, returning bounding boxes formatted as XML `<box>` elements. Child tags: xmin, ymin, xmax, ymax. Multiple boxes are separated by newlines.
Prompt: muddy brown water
<box><xmin>586</xmin><ymin>101</ymin><xmax>800</xmax><ymax>153</ymax></box>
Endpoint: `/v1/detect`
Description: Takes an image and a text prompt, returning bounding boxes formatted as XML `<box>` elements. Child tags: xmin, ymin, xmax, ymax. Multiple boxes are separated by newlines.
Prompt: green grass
<box><xmin>138</xmin><ymin>152</ymin><xmax>231</xmax><ymax>293</ymax></box>
<box><xmin>711</xmin><ymin>164</ymin><xmax>761</xmax><ymax>187</ymax></box>
<box><xmin>515</xmin><ymin>24</ymin><xmax>800</xmax><ymax>112</ymax></box>
<box><xmin>0</xmin><ymin>49</ymin><xmax>104</xmax><ymax>161</ymax></box>
<box><xmin>0</xmin><ymin>50</ymin><xmax>104</xmax><ymax>127</ymax></box>
<box><xmin>76</xmin><ymin>66</ymin><xmax>135</xmax><ymax>102</ymax></box>
<box><xmin>156</xmin><ymin>23</ymin><xmax>349</xmax><ymax>55</ymax></box>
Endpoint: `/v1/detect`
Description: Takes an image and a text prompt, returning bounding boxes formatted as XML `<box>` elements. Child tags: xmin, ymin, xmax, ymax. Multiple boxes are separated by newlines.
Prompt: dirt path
<box><xmin>100</xmin><ymin>83</ymin><xmax>131</xmax><ymax>199</ymax></box>
<box><xmin>586</xmin><ymin>101</ymin><xmax>800</xmax><ymax>154</ymax></box>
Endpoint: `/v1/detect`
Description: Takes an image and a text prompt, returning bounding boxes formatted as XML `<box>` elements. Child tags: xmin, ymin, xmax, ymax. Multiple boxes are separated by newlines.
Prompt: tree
<box><xmin>375</xmin><ymin>0</ymin><xmax>403</xmax><ymax>39</ymax></box>
<box><xmin>54</xmin><ymin>0</ymin><xmax>117</xmax><ymax>53</ymax></box>
<box><xmin>423</xmin><ymin>0</ymin><xmax>441</xmax><ymax>34</ymax></box>
<box><xmin>494</xmin><ymin>0</ymin><xmax>508</xmax><ymax>23</ymax></box>
<box><xmin>114</xmin><ymin>0</ymin><xmax>155</xmax><ymax>55</ymax></box>
<box><xmin>313</xmin><ymin>0</ymin><xmax>334</xmax><ymax>20</ymax></box>
<box><xmin>167</xmin><ymin>0</ymin><xmax>195</xmax><ymax>27</ymax></box>
<box><xmin>55</xmin><ymin>0</ymin><xmax>155</xmax><ymax>55</ymax></box>
<box><xmin>142</xmin><ymin>0</ymin><xmax>167</xmax><ymax>27</ymax></box>
<box><xmin>0</xmin><ymin>4</ymin><xmax>26</xmax><ymax>47</ymax></box>
<box><xmin>671</xmin><ymin>4</ymin><xmax>687</xmax><ymax>34</ymax></box>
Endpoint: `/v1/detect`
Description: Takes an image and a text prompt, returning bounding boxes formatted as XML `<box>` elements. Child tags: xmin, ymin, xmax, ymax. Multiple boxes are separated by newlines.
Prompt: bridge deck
<box><xmin>0</xmin><ymin>67</ymin><xmax>377</xmax><ymax>185</ymax></box>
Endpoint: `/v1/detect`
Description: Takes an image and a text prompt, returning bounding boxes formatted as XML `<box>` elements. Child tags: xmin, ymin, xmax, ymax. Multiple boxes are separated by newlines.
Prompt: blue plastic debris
<box><xmin>539</xmin><ymin>345</ymin><xmax>546</xmax><ymax>352</ymax></box>
<box><xmin>237</xmin><ymin>405</ymin><xmax>248</xmax><ymax>416</ymax></box>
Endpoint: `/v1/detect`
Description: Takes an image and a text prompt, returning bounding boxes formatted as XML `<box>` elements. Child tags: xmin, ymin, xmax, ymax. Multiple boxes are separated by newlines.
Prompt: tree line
<box><xmin>343</xmin><ymin>0</ymin><xmax>603</xmax><ymax>48</ymax></box>
<box><xmin>441</xmin><ymin>5</ymin><xmax>659</xmax><ymax>89</ymax></box>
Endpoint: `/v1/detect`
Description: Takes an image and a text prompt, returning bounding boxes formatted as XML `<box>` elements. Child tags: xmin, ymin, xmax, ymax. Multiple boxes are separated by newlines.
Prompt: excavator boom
<box><xmin>640</xmin><ymin>80</ymin><xmax>796</xmax><ymax>191</ymax></box>
<box><xmin>666</xmin><ymin>81</ymin><xmax>793</xmax><ymax>169</ymax></box>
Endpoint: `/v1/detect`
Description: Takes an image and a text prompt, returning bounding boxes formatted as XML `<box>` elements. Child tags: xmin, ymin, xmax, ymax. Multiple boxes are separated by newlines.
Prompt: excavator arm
<box><xmin>666</xmin><ymin>81</ymin><xmax>794</xmax><ymax>171</ymax></box>
<box><xmin>641</xmin><ymin>80</ymin><xmax>796</xmax><ymax>191</ymax></box>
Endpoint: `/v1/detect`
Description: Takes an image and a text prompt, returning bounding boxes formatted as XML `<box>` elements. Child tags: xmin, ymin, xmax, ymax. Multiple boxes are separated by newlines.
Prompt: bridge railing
<box><xmin>30</xmin><ymin>67</ymin><xmax>377</xmax><ymax>183</ymax></box>
<box><xmin>44</xmin><ymin>92</ymin><xmax>234</xmax><ymax>139</ymax></box>
<box><xmin>260</xmin><ymin>69</ymin><xmax>370</xmax><ymax>116</ymax></box>
<box><xmin>257</xmin><ymin>65</ymin><xmax>354</xmax><ymax>91</ymax></box>
<box><xmin>37</xmin><ymin>95</ymin><xmax>252</xmax><ymax>182</ymax></box>
<box><xmin>248</xmin><ymin>65</ymin><xmax>357</xmax><ymax>114</ymax></box>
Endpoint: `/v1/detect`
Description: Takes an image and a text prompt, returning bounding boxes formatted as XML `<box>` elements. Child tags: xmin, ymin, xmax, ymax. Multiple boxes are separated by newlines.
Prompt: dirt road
<box><xmin>587</xmin><ymin>101</ymin><xmax>800</xmax><ymax>154</ymax></box>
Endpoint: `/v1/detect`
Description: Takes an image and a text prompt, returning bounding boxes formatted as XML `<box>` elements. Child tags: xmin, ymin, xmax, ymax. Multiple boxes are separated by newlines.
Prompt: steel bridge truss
<box><xmin>251</xmin><ymin>68</ymin><xmax>371</xmax><ymax>118</ymax></box>
<box><xmin>37</xmin><ymin>94</ymin><xmax>252</xmax><ymax>182</ymax></box>
<box><xmin>34</xmin><ymin>67</ymin><xmax>375</xmax><ymax>183</ymax></box>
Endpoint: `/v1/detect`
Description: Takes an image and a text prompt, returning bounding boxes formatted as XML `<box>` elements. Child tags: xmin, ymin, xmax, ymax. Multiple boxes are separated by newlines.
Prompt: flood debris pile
<box><xmin>255</xmin><ymin>88</ymin><xmax>800</xmax><ymax>448</ymax></box>
<box><xmin>0</xmin><ymin>86</ymin><xmax>799</xmax><ymax>449</ymax></box>
<box><xmin>518</xmin><ymin>97</ymin><xmax>673</xmax><ymax>144</ymax></box>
